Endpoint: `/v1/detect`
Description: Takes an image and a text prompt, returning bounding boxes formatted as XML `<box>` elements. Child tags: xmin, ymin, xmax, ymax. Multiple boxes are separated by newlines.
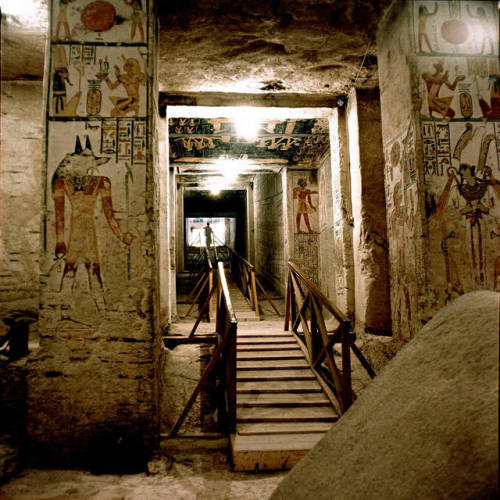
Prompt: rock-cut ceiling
<box><xmin>1</xmin><ymin>0</ymin><xmax>394</xmax><ymax>178</ymax></box>
<box><xmin>169</xmin><ymin>117</ymin><xmax>330</xmax><ymax>173</ymax></box>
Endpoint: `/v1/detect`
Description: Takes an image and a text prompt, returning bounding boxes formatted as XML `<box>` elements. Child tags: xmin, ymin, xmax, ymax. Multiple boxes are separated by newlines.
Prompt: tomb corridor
<box><xmin>0</xmin><ymin>0</ymin><xmax>498</xmax><ymax>497</ymax></box>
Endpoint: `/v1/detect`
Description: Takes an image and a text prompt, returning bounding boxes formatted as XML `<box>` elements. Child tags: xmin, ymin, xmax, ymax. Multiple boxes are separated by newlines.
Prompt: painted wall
<box><xmin>287</xmin><ymin>170</ymin><xmax>320</xmax><ymax>284</ymax></box>
<box><xmin>0</xmin><ymin>82</ymin><xmax>44</xmax><ymax>306</ymax></box>
<box><xmin>378</xmin><ymin>0</ymin><xmax>500</xmax><ymax>339</ymax></box>
<box><xmin>27</xmin><ymin>0</ymin><xmax>162</xmax><ymax>466</ymax></box>
<box><xmin>253</xmin><ymin>173</ymin><xmax>285</xmax><ymax>293</ymax></box>
<box><xmin>317</xmin><ymin>153</ymin><xmax>336</xmax><ymax>303</ymax></box>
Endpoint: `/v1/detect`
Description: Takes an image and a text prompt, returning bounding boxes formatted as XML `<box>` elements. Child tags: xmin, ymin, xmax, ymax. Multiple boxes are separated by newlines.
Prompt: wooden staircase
<box><xmin>227</xmin><ymin>282</ymin><xmax>260</xmax><ymax>321</ymax></box>
<box><xmin>230</xmin><ymin>324</ymin><xmax>338</xmax><ymax>471</ymax></box>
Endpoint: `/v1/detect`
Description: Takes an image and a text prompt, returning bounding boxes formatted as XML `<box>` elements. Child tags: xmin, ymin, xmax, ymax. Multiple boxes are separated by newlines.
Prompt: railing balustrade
<box><xmin>285</xmin><ymin>260</ymin><xmax>375</xmax><ymax>415</ymax></box>
<box><xmin>224</xmin><ymin>245</ymin><xmax>282</xmax><ymax>319</ymax></box>
<box><xmin>184</xmin><ymin>248</ymin><xmax>216</xmax><ymax>322</ymax></box>
<box><xmin>169</xmin><ymin>262</ymin><xmax>237</xmax><ymax>437</ymax></box>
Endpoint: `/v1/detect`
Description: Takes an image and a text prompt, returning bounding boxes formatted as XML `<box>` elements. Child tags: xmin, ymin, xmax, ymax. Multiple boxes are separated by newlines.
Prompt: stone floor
<box><xmin>1</xmin><ymin>284</ymin><xmax>391</xmax><ymax>499</ymax></box>
<box><xmin>0</xmin><ymin>450</ymin><xmax>286</xmax><ymax>500</ymax></box>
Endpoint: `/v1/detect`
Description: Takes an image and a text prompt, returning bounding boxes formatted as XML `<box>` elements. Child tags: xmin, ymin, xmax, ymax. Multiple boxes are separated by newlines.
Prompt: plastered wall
<box><xmin>348</xmin><ymin>89</ymin><xmax>391</xmax><ymax>334</ymax></box>
<box><xmin>378</xmin><ymin>0</ymin><xmax>500</xmax><ymax>339</ymax></box>
<box><xmin>253</xmin><ymin>173</ymin><xmax>285</xmax><ymax>293</ymax></box>
<box><xmin>317</xmin><ymin>153</ymin><xmax>336</xmax><ymax>302</ymax></box>
<box><xmin>0</xmin><ymin>82</ymin><xmax>44</xmax><ymax>306</ymax></box>
<box><xmin>27</xmin><ymin>0</ymin><xmax>162</xmax><ymax>466</ymax></box>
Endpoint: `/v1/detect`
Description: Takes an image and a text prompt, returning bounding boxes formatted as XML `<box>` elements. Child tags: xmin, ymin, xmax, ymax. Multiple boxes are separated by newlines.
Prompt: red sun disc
<box><xmin>81</xmin><ymin>1</ymin><xmax>116</xmax><ymax>33</ymax></box>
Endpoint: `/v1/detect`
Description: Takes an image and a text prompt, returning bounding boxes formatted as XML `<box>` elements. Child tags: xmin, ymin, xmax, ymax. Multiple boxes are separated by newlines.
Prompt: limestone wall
<box><xmin>27</xmin><ymin>0</ymin><xmax>163</xmax><ymax>466</ymax></box>
<box><xmin>0</xmin><ymin>82</ymin><xmax>44</xmax><ymax>305</ymax></box>
<box><xmin>329</xmin><ymin>109</ymin><xmax>355</xmax><ymax>319</ymax></box>
<box><xmin>253</xmin><ymin>173</ymin><xmax>285</xmax><ymax>293</ymax></box>
<box><xmin>347</xmin><ymin>89</ymin><xmax>391</xmax><ymax>334</ymax></box>
<box><xmin>378</xmin><ymin>0</ymin><xmax>500</xmax><ymax>339</ymax></box>
<box><xmin>317</xmin><ymin>153</ymin><xmax>336</xmax><ymax>302</ymax></box>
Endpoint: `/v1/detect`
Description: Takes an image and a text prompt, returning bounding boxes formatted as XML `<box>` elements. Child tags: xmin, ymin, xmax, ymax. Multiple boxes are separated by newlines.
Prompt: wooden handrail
<box><xmin>169</xmin><ymin>262</ymin><xmax>238</xmax><ymax>437</ymax></box>
<box><xmin>223</xmin><ymin>245</ymin><xmax>282</xmax><ymax>318</ymax></box>
<box><xmin>284</xmin><ymin>260</ymin><xmax>375</xmax><ymax>415</ymax></box>
<box><xmin>184</xmin><ymin>248</ymin><xmax>215</xmax><ymax>321</ymax></box>
<box><xmin>288</xmin><ymin>260</ymin><xmax>349</xmax><ymax>325</ymax></box>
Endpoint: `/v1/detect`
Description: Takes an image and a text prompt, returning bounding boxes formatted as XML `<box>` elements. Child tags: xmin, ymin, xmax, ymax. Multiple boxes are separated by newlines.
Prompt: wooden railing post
<box><xmin>341</xmin><ymin>321</ymin><xmax>353</xmax><ymax>411</ymax></box>
<box><xmin>284</xmin><ymin>272</ymin><xmax>292</xmax><ymax>331</ymax></box>
<box><xmin>225</xmin><ymin>321</ymin><xmax>237</xmax><ymax>432</ymax></box>
<box><xmin>285</xmin><ymin>260</ymin><xmax>375</xmax><ymax>417</ymax></box>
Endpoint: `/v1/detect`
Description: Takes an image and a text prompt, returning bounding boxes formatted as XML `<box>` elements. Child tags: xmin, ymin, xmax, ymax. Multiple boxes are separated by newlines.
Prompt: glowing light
<box><xmin>1</xmin><ymin>0</ymin><xmax>39</xmax><ymax>18</ymax></box>
<box><xmin>214</xmin><ymin>158</ymin><xmax>248</xmax><ymax>182</ymax></box>
<box><xmin>234</xmin><ymin>108</ymin><xmax>261</xmax><ymax>141</ymax></box>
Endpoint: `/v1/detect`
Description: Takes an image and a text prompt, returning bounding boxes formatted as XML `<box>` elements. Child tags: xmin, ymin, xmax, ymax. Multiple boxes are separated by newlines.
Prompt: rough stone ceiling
<box><xmin>1</xmin><ymin>0</ymin><xmax>393</xmax><ymax>95</ymax></box>
<box><xmin>158</xmin><ymin>0</ymin><xmax>394</xmax><ymax>95</ymax></box>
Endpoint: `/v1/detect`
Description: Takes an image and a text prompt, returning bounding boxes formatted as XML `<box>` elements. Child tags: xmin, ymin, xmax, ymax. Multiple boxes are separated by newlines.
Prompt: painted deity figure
<box><xmin>389</xmin><ymin>182</ymin><xmax>416</xmax><ymax>339</ymax></box>
<box><xmin>52</xmin><ymin>136</ymin><xmax>135</xmax><ymax>317</ymax></box>
<box><xmin>418</xmin><ymin>2</ymin><xmax>438</xmax><ymax>53</ymax></box>
<box><xmin>466</xmin><ymin>5</ymin><xmax>495</xmax><ymax>55</ymax></box>
<box><xmin>431</xmin><ymin>129</ymin><xmax>500</xmax><ymax>291</ymax></box>
<box><xmin>124</xmin><ymin>0</ymin><xmax>145</xmax><ymax>43</ymax></box>
<box><xmin>100</xmin><ymin>58</ymin><xmax>146</xmax><ymax>117</ymax></box>
<box><xmin>55</xmin><ymin>0</ymin><xmax>76</xmax><ymax>40</ymax></box>
<box><xmin>293</xmin><ymin>178</ymin><xmax>317</xmax><ymax>233</ymax></box>
<box><xmin>422</xmin><ymin>60</ymin><xmax>465</xmax><ymax>120</ymax></box>
<box><xmin>52</xmin><ymin>67</ymin><xmax>81</xmax><ymax>116</ymax></box>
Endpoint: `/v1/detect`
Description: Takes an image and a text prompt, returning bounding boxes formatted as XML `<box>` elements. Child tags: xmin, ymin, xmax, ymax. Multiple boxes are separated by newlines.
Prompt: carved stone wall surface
<box><xmin>27</xmin><ymin>0</ymin><xmax>162</xmax><ymax>467</ymax></box>
<box><xmin>378</xmin><ymin>0</ymin><xmax>500</xmax><ymax>340</ymax></box>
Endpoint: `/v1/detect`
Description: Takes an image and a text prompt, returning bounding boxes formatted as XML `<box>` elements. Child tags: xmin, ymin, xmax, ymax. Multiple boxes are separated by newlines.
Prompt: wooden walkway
<box><xmin>168</xmin><ymin>275</ymin><xmax>338</xmax><ymax>472</ymax></box>
<box><xmin>225</xmin><ymin>282</ymin><xmax>338</xmax><ymax>471</ymax></box>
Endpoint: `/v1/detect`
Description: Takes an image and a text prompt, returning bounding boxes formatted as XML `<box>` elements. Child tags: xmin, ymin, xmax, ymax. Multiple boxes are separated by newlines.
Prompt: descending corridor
<box><xmin>232</xmin><ymin>322</ymin><xmax>338</xmax><ymax>471</ymax></box>
<box><xmin>165</xmin><ymin>252</ymin><xmax>364</xmax><ymax>472</ymax></box>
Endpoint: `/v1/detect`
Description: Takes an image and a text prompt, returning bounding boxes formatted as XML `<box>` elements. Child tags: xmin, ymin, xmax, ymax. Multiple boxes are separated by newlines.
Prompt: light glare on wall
<box><xmin>1</xmin><ymin>0</ymin><xmax>37</xmax><ymax>17</ymax></box>
<box><xmin>235</xmin><ymin>108</ymin><xmax>261</xmax><ymax>141</ymax></box>
<box><xmin>215</xmin><ymin>158</ymin><xmax>244</xmax><ymax>182</ymax></box>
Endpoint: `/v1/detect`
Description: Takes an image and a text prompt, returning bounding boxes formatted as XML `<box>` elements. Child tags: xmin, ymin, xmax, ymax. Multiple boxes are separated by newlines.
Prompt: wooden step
<box><xmin>230</xmin><ymin>432</ymin><xmax>324</xmax><ymax>471</ymax></box>
<box><xmin>238</xmin><ymin>393</ymin><xmax>329</xmax><ymax>404</ymax></box>
<box><xmin>237</xmin><ymin>351</ymin><xmax>304</xmax><ymax>360</ymax></box>
<box><xmin>237</xmin><ymin>369</ymin><xmax>316</xmax><ymax>381</ymax></box>
<box><xmin>237</xmin><ymin>344</ymin><xmax>299</xmax><ymax>351</ymax></box>
<box><xmin>237</xmin><ymin>422</ymin><xmax>334</xmax><ymax>436</ymax></box>
<box><xmin>237</xmin><ymin>360</ymin><xmax>309</xmax><ymax>370</ymax></box>
<box><xmin>237</xmin><ymin>338</ymin><xmax>297</xmax><ymax>345</ymax></box>
<box><xmin>237</xmin><ymin>332</ymin><xmax>293</xmax><ymax>338</ymax></box>
<box><xmin>237</xmin><ymin>380</ymin><xmax>323</xmax><ymax>393</ymax></box>
<box><xmin>237</xmin><ymin>406</ymin><xmax>337</xmax><ymax>423</ymax></box>
<box><xmin>237</xmin><ymin>399</ymin><xmax>330</xmax><ymax>408</ymax></box>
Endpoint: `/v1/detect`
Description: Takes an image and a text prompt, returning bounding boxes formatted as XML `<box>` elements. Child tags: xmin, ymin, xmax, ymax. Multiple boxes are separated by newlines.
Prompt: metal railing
<box><xmin>285</xmin><ymin>260</ymin><xmax>375</xmax><ymax>415</ymax></box>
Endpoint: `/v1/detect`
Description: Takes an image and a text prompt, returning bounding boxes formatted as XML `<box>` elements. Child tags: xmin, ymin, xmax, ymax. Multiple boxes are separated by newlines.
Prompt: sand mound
<box><xmin>271</xmin><ymin>291</ymin><xmax>499</xmax><ymax>500</ymax></box>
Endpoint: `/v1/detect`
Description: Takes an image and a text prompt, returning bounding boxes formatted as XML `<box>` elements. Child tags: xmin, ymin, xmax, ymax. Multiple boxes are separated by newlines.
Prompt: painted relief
<box><xmin>415</xmin><ymin>1</ymin><xmax>499</xmax><ymax>124</ymax></box>
<box><xmin>424</xmin><ymin>120</ymin><xmax>500</xmax><ymax>296</ymax></box>
<box><xmin>413</xmin><ymin>1</ymin><xmax>498</xmax><ymax>56</ymax></box>
<box><xmin>419</xmin><ymin>56</ymin><xmax>500</xmax><ymax>122</ymax></box>
<box><xmin>384</xmin><ymin>119</ymin><xmax>423</xmax><ymax>340</ymax></box>
<box><xmin>293</xmin><ymin>178</ymin><xmax>318</xmax><ymax>234</ymax></box>
<box><xmin>52</xmin><ymin>0</ymin><xmax>147</xmax><ymax>43</ymax></box>
<box><xmin>289</xmin><ymin>172</ymin><xmax>320</xmax><ymax>284</ymax></box>
<box><xmin>50</xmin><ymin>45</ymin><xmax>147</xmax><ymax>118</ymax></box>
<box><xmin>45</xmin><ymin>122</ymin><xmax>146</xmax><ymax>325</ymax></box>
<box><xmin>169</xmin><ymin>118</ymin><xmax>329</xmax><ymax>167</ymax></box>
